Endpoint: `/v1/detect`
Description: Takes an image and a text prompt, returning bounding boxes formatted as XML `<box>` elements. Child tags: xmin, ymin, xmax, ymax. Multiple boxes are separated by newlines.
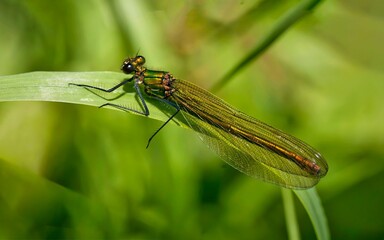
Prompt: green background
<box><xmin>0</xmin><ymin>0</ymin><xmax>383</xmax><ymax>239</ymax></box>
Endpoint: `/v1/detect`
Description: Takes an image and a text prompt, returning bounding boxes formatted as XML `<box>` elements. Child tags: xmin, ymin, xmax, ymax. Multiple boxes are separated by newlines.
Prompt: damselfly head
<box><xmin>121</xmin><ymin>56</ymin><xmax>146</xmax><ymax>74</ymax></box>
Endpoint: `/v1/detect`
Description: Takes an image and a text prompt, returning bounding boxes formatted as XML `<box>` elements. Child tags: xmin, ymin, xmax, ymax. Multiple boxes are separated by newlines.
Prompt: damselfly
<box><xmin>70</xmin><ymin>55</ymin><xmax>328</xmax><ymax>189</ymax></box>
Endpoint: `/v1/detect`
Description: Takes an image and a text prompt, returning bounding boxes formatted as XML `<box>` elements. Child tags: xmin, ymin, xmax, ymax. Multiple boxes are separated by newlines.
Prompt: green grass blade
<box><xmin>294</xmin><ymin>188</ymin><xmax>330</xmax><ymax>240</ymax></box>
<box><xmin>282</xmin><ymin>189</ymin><xmax>301</xmax><ymax>240</ymax></box>
<box><xmin>211</xmin><ymin>0</ymin><xmax>323</xmax><ymax>91</ymax></box>
<box><xmin>0</xmin><ymin>71</ymin><xmax>171</xmax><ymax>122</ymax></box>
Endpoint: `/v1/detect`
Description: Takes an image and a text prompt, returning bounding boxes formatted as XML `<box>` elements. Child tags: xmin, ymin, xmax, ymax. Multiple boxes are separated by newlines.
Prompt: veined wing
<box><xmin>170</xmin><ymin>79</ymin><xmax>328</xmax><ymax>189</ymax></box>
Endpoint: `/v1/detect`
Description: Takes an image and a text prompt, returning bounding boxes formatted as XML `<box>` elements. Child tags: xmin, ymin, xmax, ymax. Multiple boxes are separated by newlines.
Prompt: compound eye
<box><xmin>136</xmin><ymin>56</ymin><xmax>146</xmax><ymax>65</ymax></box>
<box><xmin>121</xmin><ymin>62</ymin><xmax>134</xmax><ymax>74</ymax></box>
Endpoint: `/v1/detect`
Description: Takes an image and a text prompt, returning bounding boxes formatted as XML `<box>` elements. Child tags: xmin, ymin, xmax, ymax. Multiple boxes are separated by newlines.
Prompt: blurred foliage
<box><xmin>0</xmin><ymin>0</ymin><xmax>383</xmax><ymax>239</ymax></box>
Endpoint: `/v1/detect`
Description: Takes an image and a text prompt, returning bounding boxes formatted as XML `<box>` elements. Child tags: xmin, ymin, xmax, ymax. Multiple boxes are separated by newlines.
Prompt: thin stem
<box><xmin>282</xmin><ymin>188</ymin><xmax>301</xmax><ymax>240</ymax></box>
<box><xmin>211</xmin><ymin>0</ymin><xmax>323</xmax><ymax>92</ymax></box>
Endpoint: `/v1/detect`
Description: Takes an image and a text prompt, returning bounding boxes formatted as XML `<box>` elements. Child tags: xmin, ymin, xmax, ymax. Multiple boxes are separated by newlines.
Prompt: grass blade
<box><xmin>294</xmin><ymin>188</ymin><xmax>330</xmax><ymax>240</ymax></box>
